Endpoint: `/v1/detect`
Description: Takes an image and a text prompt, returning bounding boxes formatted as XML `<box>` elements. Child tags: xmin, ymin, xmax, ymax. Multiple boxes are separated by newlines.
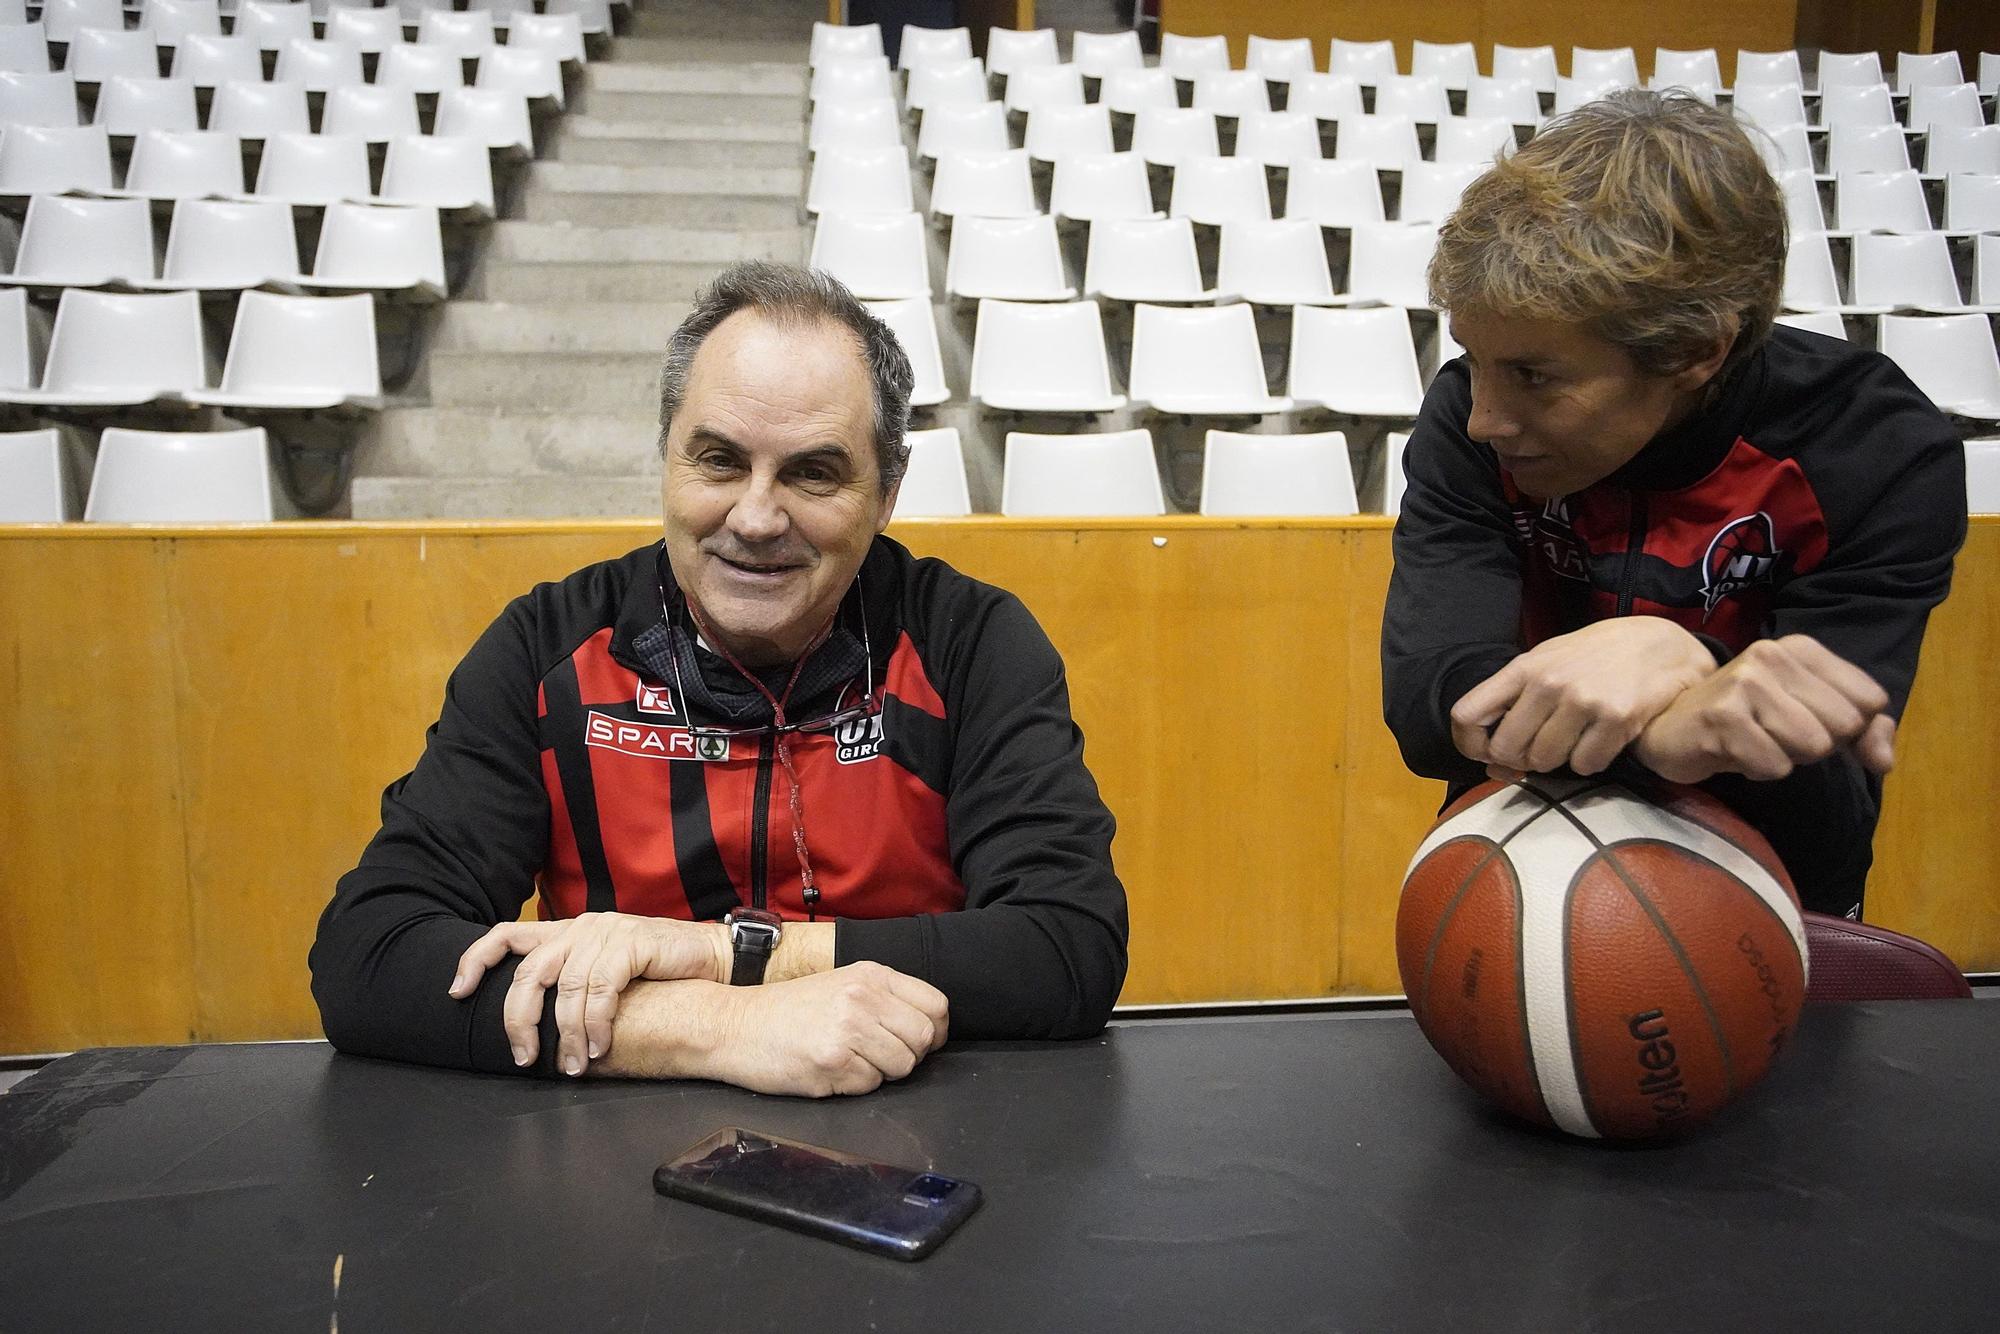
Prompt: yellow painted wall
<box><xmin>2</xmin><ymin>518</ymin><xmax>1994</xmax><ymax>1053</ymax></box>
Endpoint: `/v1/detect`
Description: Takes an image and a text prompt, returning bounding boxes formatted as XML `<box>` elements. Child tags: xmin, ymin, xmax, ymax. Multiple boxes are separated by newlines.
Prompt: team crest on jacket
<box><xmin>1515</xmin><ymin>497</ymin><xmax>1590</xmax><ymax>582</ymax></box>
<box><xmin>1701</xmin><ymin>512</ymin><xmax>1783</xmax><ymax>619</ymax></box>
<box><xmin>635</xmin><ymin>681</ymin><xmax>677</xmax><ymax>715</ymax></box>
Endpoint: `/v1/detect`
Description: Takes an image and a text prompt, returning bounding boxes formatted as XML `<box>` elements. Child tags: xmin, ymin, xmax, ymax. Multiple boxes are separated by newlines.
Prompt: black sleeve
<box><xmin>1381</xmin><ymin>365</ymin><xmax>1525</xmax><ymax>785</ymax></box>
<box><xmin>1771</xmin><ymin>385</ymin><xmax>1967</xmax><ymax>717</ymax></box>
<box><xmin>835</xmin><ymin>590</ymin><xmax>1129</xmax><ymax>1040</ymax></box>
<box><xmin>308</xmin><ymin>598</ymin><xmax>565</xmax><ymax>1077</ymax></box>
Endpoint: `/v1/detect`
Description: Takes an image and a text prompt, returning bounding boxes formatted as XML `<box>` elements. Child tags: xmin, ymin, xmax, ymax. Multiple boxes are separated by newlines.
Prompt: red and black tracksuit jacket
<box><xmin>1382</xmin><ymin>326</ymin><xmax>1967</xmax><ymax>915</ymax></box>
<box><xmin>311</xmin><ymin>537</ymin><xmax>1129</xmax><ymax>1078</ymax></box>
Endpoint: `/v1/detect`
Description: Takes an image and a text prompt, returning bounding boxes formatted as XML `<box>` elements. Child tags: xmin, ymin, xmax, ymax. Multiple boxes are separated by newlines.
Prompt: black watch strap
<box><xmin>724</xmin><ymin>909</ymin><xmax>782</xmax><ymax>986</ymax></box>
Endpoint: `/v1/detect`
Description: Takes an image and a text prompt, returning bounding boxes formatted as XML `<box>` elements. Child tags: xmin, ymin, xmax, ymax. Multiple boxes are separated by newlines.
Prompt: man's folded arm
<box><xmin>1382</xmin><ymin>376</ymin><xmax>1529</xmax><ymax>784</ymax></box>
<box><xmin>309</xmin><ymin>600</ymin><xmax>563</xmax><ymax>1077</ymax></box>
<box><xmin>837</xmin><ymin>591</ymin><xmax>1129</xmax><ymax>1041</ymax></box>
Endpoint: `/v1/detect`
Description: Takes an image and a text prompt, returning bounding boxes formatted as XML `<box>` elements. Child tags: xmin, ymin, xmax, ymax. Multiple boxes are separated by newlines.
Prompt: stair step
<box><xmin>562</xmin><ymin>114</ymin><xmax>804</xmax><ymax>144</ymax></box>
<box><xmin>527</xmin><ymin>160</ymin><xmax>802</xmax><ymax>196</ymax></box>
<box><xmin>350</xmin><ymin>473</ymin><xmax>663</xmax><ymax>519</ymax></box>
<box><xmin>486</xmin><ymin>220</ymin><xmax>802</xmax><ymax>262</ymax></box>
<box><xmin>585</xmin><ymin>62</ymin><xmax>809</xmax><ymax>95</ymax></box>
<box><xmin>433</xmin><ymin>301</ymin><xmax>694</xmax><ymax>352</ymax></box>
<box><xmin>515</xmin><ymin>189</ymin><xmax>802</xmax><ymax>229</ymax></box>
<box><xmin>548</xmin><ymin>135</ymin><xmax>804</xmax><ymax>168</ymax></box>
<box><xmin>358</xmin><ymin>406</ymin><xmax>663</xmax><ymax>478</ymax></box>
<box><xmin>470</xmin><ymin>261</ymin><xmax>746</xmax><ymax>302</ymax></box>
<box><xmin>578</xmin><ymin>88</ymin><xmax>805</xmax><ymax>125</ymax></box>
<box><xmin>427</xmin><ymin>350</ymin><xmax>663</xmax><ymax>411</ymax></box>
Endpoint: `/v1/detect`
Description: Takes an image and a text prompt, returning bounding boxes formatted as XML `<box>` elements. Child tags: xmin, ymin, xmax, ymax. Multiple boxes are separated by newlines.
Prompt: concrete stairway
<box><xmin>349</xmin><ymin>7</ymin><xmax>815</xmax><ymax>518</ymax></box>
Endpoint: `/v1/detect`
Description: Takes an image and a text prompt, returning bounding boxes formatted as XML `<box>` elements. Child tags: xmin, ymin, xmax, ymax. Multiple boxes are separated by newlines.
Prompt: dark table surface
<box><xmin>1</xmin><ymin>1002</ymin><xmax>1996</xmax><ymax>1333</ymax></box>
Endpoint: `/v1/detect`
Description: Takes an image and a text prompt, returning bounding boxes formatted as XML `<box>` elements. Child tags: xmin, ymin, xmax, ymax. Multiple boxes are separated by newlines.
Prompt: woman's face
<box><xmin>1448</xmin><ymin>311</ymin><xmax>1731</xmax><ymax>499</ymax></box>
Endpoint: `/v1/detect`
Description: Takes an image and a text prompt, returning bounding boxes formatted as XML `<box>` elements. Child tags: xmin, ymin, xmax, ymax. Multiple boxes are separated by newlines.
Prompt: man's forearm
<box><xmin>592</xmin><ymin>979</ymin><xmax>737</xmax><ymax>1080</ymax></box>
<box><xmin>766</xmin><ymin>922</ymin><xmax>836</xmax><ymax>983</ymax></box>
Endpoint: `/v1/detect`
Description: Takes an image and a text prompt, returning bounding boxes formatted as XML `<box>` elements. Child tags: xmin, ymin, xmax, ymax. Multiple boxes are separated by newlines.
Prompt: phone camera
<box><xmin>903</xmin><ymin>1174</ymin><xmax>957</xmax><ymax>1204</ymax></box>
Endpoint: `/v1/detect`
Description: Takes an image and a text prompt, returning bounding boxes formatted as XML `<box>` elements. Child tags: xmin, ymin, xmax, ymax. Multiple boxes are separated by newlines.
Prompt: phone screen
<box><xmin>654</xmin><ymin>1128</ymin><xmax>982</xmax><ymax>1261</ymax></box>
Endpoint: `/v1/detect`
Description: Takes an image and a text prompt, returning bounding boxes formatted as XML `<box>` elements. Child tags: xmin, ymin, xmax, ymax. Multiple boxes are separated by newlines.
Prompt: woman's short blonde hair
<box><xmin>1427</xmin><ymin>89</ymin><xmax>1786</xmax><ymax>380</ymax></box>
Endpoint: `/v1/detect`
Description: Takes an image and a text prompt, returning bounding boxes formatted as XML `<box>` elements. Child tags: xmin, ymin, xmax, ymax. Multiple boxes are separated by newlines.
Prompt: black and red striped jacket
<box><xmin>311</xmin><ymin>537</ymin><xmax>1128</xmax><ymax>1077</ymax></box>
<box><xmin>1383</xmin><ymin>326</ymin><xmax>1967</xmax><ymax>915</ymax></box>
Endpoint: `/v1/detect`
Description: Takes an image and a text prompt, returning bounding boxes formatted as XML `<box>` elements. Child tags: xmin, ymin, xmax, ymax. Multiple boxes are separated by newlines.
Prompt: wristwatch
<box><xmin>723</xmin><ymin>908</ymin><xmax>783</xmax><ymax>986</ymax></box>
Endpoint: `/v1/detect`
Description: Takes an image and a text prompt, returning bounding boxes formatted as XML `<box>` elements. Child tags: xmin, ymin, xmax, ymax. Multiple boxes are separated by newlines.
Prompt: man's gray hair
<box><xmin>657</xmin><ymin>261</ymin><xmax>916</xmax><ymax>493</ymax></box>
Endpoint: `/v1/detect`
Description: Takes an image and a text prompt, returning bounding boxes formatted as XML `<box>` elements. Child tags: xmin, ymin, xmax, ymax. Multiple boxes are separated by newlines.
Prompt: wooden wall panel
<box><xmin>896</xmin><ymin>522</ymin><xmax>1354</xmax><ymax>1003</ymax></box>
<box><xmin>1866</xmin><ymin>521</ymin><xmax>2000</xmax><ymax>963</ymax></box>
<box><xmin>1</xmin><ymin>517</ymin><xmax>1994</xmax><ymax>1054</ymax></box>
<box><xmin>0</xmin><ymin>538</ymin><xmax>198</xmax><ymax>1051</ymax></box>
<box><xmin>1158</xmin><ymin>0</ymin><xmax>1797</xmax><ymax>84</ymax></box>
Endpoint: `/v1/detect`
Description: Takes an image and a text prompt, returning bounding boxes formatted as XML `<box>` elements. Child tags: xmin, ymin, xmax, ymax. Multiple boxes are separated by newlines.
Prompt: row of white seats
<box><xmin>860</xmin><ymin>292</ymin><xmax>2000</xmax><ymax>424</ymax></box>
<box><xmin>813</xmin><ymin>22</ymin><xmax>2000</xmax><ymax>101</ymax></box>
<box><xmin>0</xmin><ymin>127</ymin><xmax>496</xmax><ymax>213</ymax></box>
<box><xmin>1732</xmin><ymin>81</ymin><xmax>1994</xmax><ymax>133</ymax></box>
<box><xmin>17</xmin><ymin>0</ymin><xmax>610</xmax><ymax>42</ymax></box>
<box><xmin>1</xmin><ymin>76</ymin><xmax>533</xmax><ymax>145</ymax></box>
<box><xmin>820</xmin><ymin>92</ymin><xmax>1999</xmax><ymax>179</ymax></box>
<box><xmin>818</xmin><ymin>214</ymin><xmax>1440</xmax><ymax>307</ymax></box>
<box><xmin>870</xmin><ymin>297</ymin><xmax>1439</xmax><ymax>418</ymax></box>
<box><xmin>1784</xmin><ymin>170</ymin><xmax>2000</xmax><ymax>235</ymax></box>
<box><xmin>815</xmin><ymin>98</ymin><xmax>1525</xmax><ymax>165</ymax></box>
<box><xmin>0</xmin><ymin>421</ymin><xmax>1386</xmax><ymax>521</ymax></box>
<box><xmin>860</xmin><ymin>60</ymin><xmax>1624</xmax><ymax>124</ymax></box>
<box><xmin>0</xmin><ymin>42</ymin><xmax>566</xmax><ymax>102</ymax></box>
<box><xmin>0</xmin><ymin>283</ymin><xmax>379</xmax><ymax>406</ymax></box>
<box><xmin>811</xmin><ymin>150</ymin><xmax>1491</xmax><ymax>225</ymax></box>
<box><xmin>1786</xmin><ymin>231</ymin><xmax>2000</xmax><ymax>314</ymax></box>
<box><xmin>15</xmin><ymin>417</ymin><xmax>1999</xmax><ymax>523</ymax></box>
<box><xmin>2</xmin><ymin>424</ymin><xmax>285</xmax><ymax>519</ymax></box>
<box><xmin>4</xmin><ymin>193</ymin><xmax>445</xmax><ymax>295</ymax></box>
<box><xmin>1</xmin><ymin>10</ymin><xmax>592</xmax><ymax>64</ymax></box>
<box><xmin>901</xmin><ymin>424</ymin><xmax>1378</xmax><ymax>517</ymax></box>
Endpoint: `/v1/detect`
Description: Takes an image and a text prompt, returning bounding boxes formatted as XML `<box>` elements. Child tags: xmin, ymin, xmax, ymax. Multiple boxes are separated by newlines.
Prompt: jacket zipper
<box><xmin>1616</xmin><ymin>493</ymin><xmax>1649</xmax><ymax>617</ymax></box>
<box><xmin>749</xmin><ymin>741</ymin><xmax>775</xmax><ymax>910</ymax></box>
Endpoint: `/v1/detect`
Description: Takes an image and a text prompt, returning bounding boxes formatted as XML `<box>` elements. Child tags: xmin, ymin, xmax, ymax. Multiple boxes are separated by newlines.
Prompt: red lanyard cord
<box><xmin>682</xmin><ymin>601</ymin><xmax>838</xmax><ymax>920</ymax></box>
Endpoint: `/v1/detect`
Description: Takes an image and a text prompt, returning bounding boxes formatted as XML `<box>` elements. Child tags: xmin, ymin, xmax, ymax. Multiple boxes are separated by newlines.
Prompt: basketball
<box><xmin>1397</xmin><ymin>777</ymin><xmax>1808</xmax><ymax>1141</ymax></box>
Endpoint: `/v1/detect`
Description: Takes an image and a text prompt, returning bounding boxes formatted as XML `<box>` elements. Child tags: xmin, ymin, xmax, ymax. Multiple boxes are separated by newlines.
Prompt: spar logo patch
<box><xmin>585</xmin><ymin>710</ymin><xmax>728</xmax><ymax>762</ymax></box>
<box><xmin>834</xmin><ymin>713</ymin><xmax>884</xmax><ymax>765</ymax></box>
<box><xmin>635</xmin><ymin>682</ymin><xmax>677</xmax><ymax>716</ymax></box>
<box><xmin>1700</xmin><ymin>512</ymin><xmax>1783</xmax><ymax>619</ymax></box>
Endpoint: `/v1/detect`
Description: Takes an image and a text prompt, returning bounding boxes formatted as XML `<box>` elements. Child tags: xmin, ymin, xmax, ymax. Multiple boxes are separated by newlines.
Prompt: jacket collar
<box><xmin>609</xmin><ymin>539</ymin><xmax>897</xmax><ymax>725</ymax></box>
<box><xmin>1602</xmin><ymin>339</ymin><xmax>1769</xmax><ymax>493</ymax></box>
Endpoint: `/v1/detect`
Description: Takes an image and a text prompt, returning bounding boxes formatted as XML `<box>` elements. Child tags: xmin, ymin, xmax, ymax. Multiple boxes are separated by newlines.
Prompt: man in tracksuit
<box><xmin>1382</xmin><ymin>90</ymin><xmax>1966</xmax><ymax>917</ymax></box>
<box><xmin>311</xmin><ymin>263</ymin><xmax>1128</xmax><ymax>1093</ymax></box>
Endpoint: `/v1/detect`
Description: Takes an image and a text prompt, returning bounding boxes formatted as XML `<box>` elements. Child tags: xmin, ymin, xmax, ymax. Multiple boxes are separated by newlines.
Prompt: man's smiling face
<box><xmin>660</xmin><ymin>309</ymin><xmax>897</xmax><ymax>668</ymax></box>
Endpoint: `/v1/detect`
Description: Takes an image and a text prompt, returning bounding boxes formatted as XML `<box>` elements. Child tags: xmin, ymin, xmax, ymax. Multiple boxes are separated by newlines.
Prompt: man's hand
<box><xmin>1633</xmin><ymin>634</ymin><xmax>1896</xmax><ymax>784</ymax></box>
<box><xmin>447</xmin><ymin>912</ymin><xmax>731</xmax><ymax>1075</ymax></box>
<box><xmin>1450</xmin><ymin>619</ymin><xmax>1718</xmax><ymax>779</ymax></box>
<box><xmin>702</xmin><ymin>963</ymin><xmax>950</xmax><ymax>1098</ymax></box>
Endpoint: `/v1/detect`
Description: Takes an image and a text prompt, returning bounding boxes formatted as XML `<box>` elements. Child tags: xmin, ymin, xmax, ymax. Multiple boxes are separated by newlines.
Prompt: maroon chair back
<box><xmin>1802</xmin><ymin>912</ymin><xmax>1973</xmax><ymax>1003</ymax></box>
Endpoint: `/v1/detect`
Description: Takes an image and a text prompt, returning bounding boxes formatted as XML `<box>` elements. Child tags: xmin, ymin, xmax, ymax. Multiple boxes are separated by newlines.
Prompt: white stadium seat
<box><xmin>1127</xmin><ymin>302</ymin><xmax>1291</xmax><ymax>415</ymax></box>
<box><xmin>306</xmin><ymin>202</ymin><xmax>447</xmax><ymax>301</ymax></box>
<box><xmin>1083</xmin><ymin>217</ymin><xmax>1210</xmax><ymax>302</ymax></box>
<box><xmin>891</xmin><ymin>426</ymin><xmax>972</xmax><ymax>517</ymax></box>
<box><xmin>915</xmin><ymin>101</ymin><xmax>1009</xmax><ymax>160</ymax></box>
<box><xmin>85</xmin><ymin>427</ymin><xmax>276</xmax><ymax>522</ymax></box>
<box><xmin>1215</xmin><ymin>218</ymin><xmax>1337</xmax><ymax>305</ymax></box>
<box><xmin>207</xmin><ymin>80</ymin><xmax>312</xmax><ymax>139</ymax></box>
<box><xmin>157</xmin><ymin>198</ymin><xmax>305</xmax><ymax>290</ymax></box>
<box><xmin>0</xmin><ymin>427</ymin><xmax>68</xmax><ymax>521</ymax></box>
<box><xmin>1200</xmin><ymin>429</ymin><xmax>1359</xmax><ymax>516</ymax></box>
<box><xmin>946</xmin><ymin>215</ymin><xmax>1073</xmax><ymax>301</ymax></box>
<box><xmin>862</xmin><ymin>296</ymin><xmax>948</xmax><ymax>407</ymax></box>
<box><xmin>1169</xmin><ymin>156</ymin><xmax>1273</xmax><ymax>225</ymax></box>
<box><xmin>1877</xmin><ymin>314</ymin><xmax>2000</xmax><ymax>420</ymax></box>
<box><xmin>809</xmin><ymin>211</ymin><xmax>932</xmax><ymax>302</ymax></box>
<box><xmin>1071</xmin><ymin>31</ymin><xmax>1143</xmax><ymax>80</ymax></box>
<box><xmin>1002</xmin><ymin>428</ymin><xmax>1163</xmax><ymax>516</ymax></box>
<box><xmin>928</xmin><ymin>148</ymin><xmax>1040</xmax><ymax>220</ymax></box>
<box><xmin>1050</xmin><ymin>152</ymin><xmax>1161</xmax><ymax>223</ymax></box>
<box><xmin>5</xmin><ymin>288</ymin><xmax>207</xmax><ymax>407</ymax></box>
<box><xmin>188</xmin><ymin>290</ymin><xmax>381</xmax><ymax>410</ymax></box>
<box><xmin>984</xmin><ymin>27</ymin><xmax>1058</xmax><ymax>78</ymax></box>
<box><xmin>1288</xmin><ymin>304</ymin><xmax>1425</xmax><ymax>415</ymax></box>
<box><xmin>6</xmin><ymin>195</ymin><xmax>156</xmax><ymax>289</ymax></box>
<box><xmin>971</xmin><ymin>299</ymin><xmax>1126</xmax><ymax>411</ymax></box>
<box><xmin>897</xmin><ymin>26</ymin><xmax>972</xmax><ymax>73</ymax></box>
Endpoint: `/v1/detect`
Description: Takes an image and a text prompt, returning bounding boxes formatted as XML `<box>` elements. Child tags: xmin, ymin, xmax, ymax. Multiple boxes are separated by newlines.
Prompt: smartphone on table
<box><xmin>653</xmin><ymin>1127</ymin><xmax>982</xmax><ymax>1262</ymax></box>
